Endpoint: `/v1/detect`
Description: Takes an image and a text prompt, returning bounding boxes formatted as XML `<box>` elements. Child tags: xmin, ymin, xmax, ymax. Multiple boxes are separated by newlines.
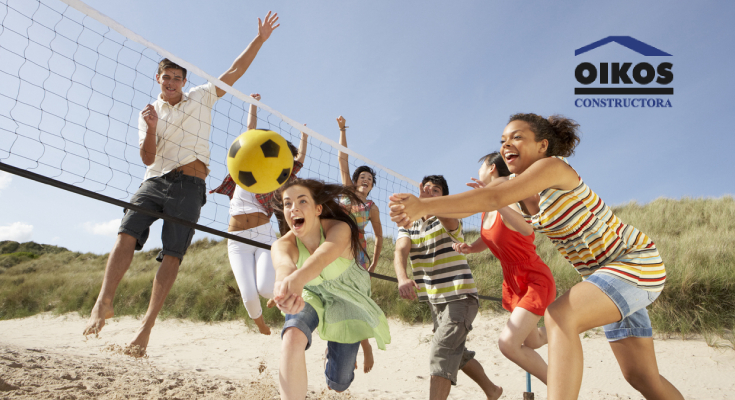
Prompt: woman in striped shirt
<box><xmin>389</xmin><ymin>114</ymin><xmax>683</xmax><ymax>400</ymax></box>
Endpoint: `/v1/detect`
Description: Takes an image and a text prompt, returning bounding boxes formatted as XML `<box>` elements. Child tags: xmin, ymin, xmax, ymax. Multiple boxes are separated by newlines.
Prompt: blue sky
<box><xmin>1</xmin><ymin>0</ymin><xmax>734</xmax><ymax>254</ymax></box>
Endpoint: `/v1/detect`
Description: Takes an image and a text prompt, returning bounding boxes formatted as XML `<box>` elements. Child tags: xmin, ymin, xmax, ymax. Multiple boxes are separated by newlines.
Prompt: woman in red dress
<box><xmin>453</xmin><ymin>152</ymin><xmax>556</xmax><ymax>385</ymax></box>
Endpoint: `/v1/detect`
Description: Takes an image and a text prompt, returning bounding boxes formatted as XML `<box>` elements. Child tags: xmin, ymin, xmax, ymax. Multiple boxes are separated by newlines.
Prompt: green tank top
<box><xmin>295</xmin><ymin>224</ymin><xmax>391</xmax><ymax>349</ymax></box>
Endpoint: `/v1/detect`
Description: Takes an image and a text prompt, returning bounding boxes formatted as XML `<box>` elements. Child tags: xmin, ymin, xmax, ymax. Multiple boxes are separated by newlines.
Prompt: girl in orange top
<box><xmin>453</xmin><ymin>152</ymin><xmax>555</xmax><ymax>384</ymax></box>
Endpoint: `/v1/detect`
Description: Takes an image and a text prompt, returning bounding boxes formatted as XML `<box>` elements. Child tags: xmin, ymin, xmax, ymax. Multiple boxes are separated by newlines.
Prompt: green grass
<box><xmin>1</xmin><ymin>196</ymin><xmax>733</xmax><ymax>342</ymax></box>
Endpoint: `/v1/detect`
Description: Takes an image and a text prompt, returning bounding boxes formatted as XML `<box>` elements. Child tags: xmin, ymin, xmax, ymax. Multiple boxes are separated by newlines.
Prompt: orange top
<box><xmin>480</xmin><ymin>211</ymin><xmax>542</xmax><ymax>266</ymax></box>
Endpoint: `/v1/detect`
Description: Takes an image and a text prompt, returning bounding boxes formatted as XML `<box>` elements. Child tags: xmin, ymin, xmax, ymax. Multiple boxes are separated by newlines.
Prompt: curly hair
<box><xmin>273</xmin><ymin>178</ymin><xmax>368</xmax><ymax>264</ymax></box>
<box><xmin>508</xmin><ymin>113</ymin><xmax>581</xmax><ymax>157</ymax></box>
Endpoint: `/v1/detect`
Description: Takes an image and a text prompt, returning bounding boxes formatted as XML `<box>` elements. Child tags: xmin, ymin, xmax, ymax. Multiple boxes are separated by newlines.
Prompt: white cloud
<box><xmin>84</xmin><ymin>219</ymin><xmax>122</xmax><ymax>237</ymax></box>
<box><xmin>0</xmin><ymin>222</ymin><xmax>33</xmax><ymax>242</ymax></box>
<box><xmin>0</xmin><ymin>171</ymin><xmax>11</xmax><ymax>190</ymax></box>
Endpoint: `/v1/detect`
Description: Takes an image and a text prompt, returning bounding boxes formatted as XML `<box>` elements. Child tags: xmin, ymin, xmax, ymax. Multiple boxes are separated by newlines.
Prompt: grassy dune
<box><xmin>1</xmin><ymin>197</ymin><xmax>733</xmax><ymax>344</ymax></box>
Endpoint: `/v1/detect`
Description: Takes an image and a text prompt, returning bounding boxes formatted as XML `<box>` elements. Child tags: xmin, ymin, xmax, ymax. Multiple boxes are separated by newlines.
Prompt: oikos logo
<box><xmin>574</xmin><ymin>36</ymin><xmax>673</xmax><ymax>108</ymax></box>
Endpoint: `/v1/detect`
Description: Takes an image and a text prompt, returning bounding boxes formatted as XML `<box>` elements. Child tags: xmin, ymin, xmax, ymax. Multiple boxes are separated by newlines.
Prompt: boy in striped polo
<box><xmin>395</xmin><ymin>175</ymin><xmax>503</xmax><ymax>400</ymax></box>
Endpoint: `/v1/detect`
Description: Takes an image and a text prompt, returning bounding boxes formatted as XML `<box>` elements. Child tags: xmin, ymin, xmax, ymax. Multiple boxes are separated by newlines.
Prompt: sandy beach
<box><xmin>0</xmin><ymin>312</ymin><xmax>733</xmax><ymax>399</ymax></box>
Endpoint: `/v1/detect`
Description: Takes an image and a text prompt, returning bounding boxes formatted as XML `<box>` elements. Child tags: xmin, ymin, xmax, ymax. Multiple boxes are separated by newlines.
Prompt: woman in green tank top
<box><xmin>271</xmin><ymin>178</ymin><xmax>390</xmax><ymax>399</ymax></box>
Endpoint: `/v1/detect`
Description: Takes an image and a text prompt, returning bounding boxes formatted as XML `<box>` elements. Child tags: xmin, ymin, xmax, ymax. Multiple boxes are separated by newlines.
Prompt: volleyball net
<box><xmin>0</xmin><ymin>0</ymin><xmax>484</xmax><ymax>277</ymax></box>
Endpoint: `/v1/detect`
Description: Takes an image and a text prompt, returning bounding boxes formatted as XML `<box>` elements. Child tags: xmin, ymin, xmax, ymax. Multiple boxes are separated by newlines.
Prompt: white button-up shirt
<box><xmin>138</xmin><ymin>82</ymin><xmax>218</xmax><ymax>180</ymax></box>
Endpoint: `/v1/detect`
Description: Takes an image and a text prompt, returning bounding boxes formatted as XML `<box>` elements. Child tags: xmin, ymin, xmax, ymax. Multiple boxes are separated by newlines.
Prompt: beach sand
<box><xmin>1</xmin><ymin>312</ymin><xmax>733</xmax><ymax>399</ymax></box>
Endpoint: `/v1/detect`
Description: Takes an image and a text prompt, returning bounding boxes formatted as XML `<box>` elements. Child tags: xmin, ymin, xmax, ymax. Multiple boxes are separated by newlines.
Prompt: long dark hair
<box><xmin>508</xmin><ymin>113</ymin><xmax>581</xmax><ymax>157</ymax></box>
<box><xmin>478</xmin><ymin>152</ymin><xmax>511</xmax><ymax>177</ymax></box>
<box><xmin>273</xmin><ymin>178</ymin><xmax>368</xmax><ymax>264</ymax></box>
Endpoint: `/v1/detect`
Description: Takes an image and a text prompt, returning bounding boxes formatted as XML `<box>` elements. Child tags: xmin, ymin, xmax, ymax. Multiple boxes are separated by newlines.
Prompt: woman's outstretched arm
<box><xmin>390</xmin><ymin>157</ymin><xmax>578</xmax><ymax>228</ymax></box>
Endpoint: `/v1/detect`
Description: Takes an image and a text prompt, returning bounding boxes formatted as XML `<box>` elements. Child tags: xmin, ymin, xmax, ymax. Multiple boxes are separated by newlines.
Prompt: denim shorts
<box><xmin>429</xmin><ymin>296</ymin><xmax>478</xmax><ymax>385</ymax></box>
<box><xmin>119</xmin><ymin>171</ymin><xmax>206</xmax><ymax>262</ymax></box>
<box><xmin>282</xmin><ymin>302</ymin><xmax>361</xmax><ymax>392</ymax></box>
<box><xmin>585</xmin><ymin>273</ymin><xmax>661</xmax><ymax>342</ymax></box>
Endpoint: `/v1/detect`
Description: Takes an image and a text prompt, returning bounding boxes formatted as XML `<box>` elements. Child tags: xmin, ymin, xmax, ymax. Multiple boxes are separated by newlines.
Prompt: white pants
<box><xmin>227</xmin><ymin>224</ymin><xmax>276</xmax><ymax>319</ymax></box>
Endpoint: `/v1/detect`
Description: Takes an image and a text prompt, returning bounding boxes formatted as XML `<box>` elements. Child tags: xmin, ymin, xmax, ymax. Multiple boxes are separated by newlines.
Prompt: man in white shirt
<box><xmin>82</xmin><ymin>11</ymin><xmax>280</xmax><ymax>356</ymax></box>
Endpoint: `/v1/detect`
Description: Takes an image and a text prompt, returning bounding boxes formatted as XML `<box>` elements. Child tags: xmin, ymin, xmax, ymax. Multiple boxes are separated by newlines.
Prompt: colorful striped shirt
<box><xmin>519</xmin><ymin>157</ymin><xmax>666</xmax><ymax>291</ymax></box>
<box><xmin>397</xmin><ymin>217</ymin><xmax>478</xmax><ymax>304</ymax></box>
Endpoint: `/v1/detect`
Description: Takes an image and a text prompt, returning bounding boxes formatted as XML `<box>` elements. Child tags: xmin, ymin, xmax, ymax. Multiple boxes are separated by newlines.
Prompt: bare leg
<box><xmin>429</xmin><ymin>376</ymin><xmax>452</xmax><ymax>400</ymax></box>
<box><xmin>497</xmin><ymin>307</ymin><xmax>548</xmax><ymax>383</ymax></box>
<box><xmin>461</xmin><ymin>359</ymin><xmax>503</xmax><ymax>400</ymax></box>
<box><xmin>610</xmin><ymin>337</ymin><xmax>684</xmax><ymax>399</ymax></box>
<box><xmin>524</xmin><ymin>326</ymin><xmax>547</xmax><ymax>349</ymax></box>
<box><xmin>279</xmin><ymin>327</ymin><xmax>308</xmax><ymax>400</ymax></box>
<box><xmin>125</xmin><ymin>254</ymin><xmax>180</xmax><ymax>356</ymax></box>
<box><xmin>83</xmin><ymin>233</ymin><xmax>137</xmax><ymax>336</ymax></box>
<box><xmin>544</xmin><ymin>282</ymin><xmax>622</xmax><ymax>400</ymax></box>
<box><xmin>360</xmin><ymin>339</ymin><xmax>374</xmax><ymax>373</ymax></box>
<box><xmin>253</xmin><ymin>314</ymin><xmax>271</xmax><ymax>335</ymax></box>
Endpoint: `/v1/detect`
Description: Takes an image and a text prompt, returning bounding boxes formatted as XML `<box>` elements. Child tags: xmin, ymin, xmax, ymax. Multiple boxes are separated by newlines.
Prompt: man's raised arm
<box><xmin>215</xmin><ymin>11</ymin><xmax>280</xmax><ymax>98</ymax></box>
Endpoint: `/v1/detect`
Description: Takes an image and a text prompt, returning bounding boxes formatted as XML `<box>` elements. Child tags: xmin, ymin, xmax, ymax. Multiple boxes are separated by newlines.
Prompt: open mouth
<box><xmin>292</xmin><ymin>217</ymin><xmax>305</xmax><ymax>229</ymax></box>
<box><xmin>504</xmin><ymin>152</ymin><xmax>519</xmax><ymax>164</ymax></box>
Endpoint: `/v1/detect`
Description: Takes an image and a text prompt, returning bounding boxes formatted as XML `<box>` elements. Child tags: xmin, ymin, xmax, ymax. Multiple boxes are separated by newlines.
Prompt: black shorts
<box><xmin>118</xmin><ymin>171</ymin><xmax>206</xmax><ymax>261</ymax></box>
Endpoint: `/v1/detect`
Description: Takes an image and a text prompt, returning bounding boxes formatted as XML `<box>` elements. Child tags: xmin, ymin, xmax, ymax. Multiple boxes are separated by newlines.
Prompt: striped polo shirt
<box><xmin>520</xmin><ymin>157</ymin><xmax>666</xmax><ymax>291</ymax></box>
<box><xmin>397</xmin><ymin>217</ymin><xmax>478</xmax><ymax>304</ymax></box>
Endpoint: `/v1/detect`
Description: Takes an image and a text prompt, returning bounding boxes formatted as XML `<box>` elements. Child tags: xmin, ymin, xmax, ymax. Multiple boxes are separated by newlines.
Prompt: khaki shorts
<box><xmin>429</xmin><ymin>296</ymin><xmax>478</xmax><ymax>385</ymax></box>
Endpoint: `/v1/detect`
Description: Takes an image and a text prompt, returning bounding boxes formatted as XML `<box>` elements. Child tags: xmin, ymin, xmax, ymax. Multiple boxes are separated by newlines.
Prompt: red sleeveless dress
<box><xmin>480</xmin><ymin>211</ymin><xmax>556</xmax><ymax>316</ymax></box>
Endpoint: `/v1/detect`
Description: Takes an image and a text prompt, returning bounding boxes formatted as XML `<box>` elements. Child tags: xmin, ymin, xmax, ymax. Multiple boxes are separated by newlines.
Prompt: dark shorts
<box><xmin>119</xmin><ymin>171</ymin><xmax>206</xmax><ymax>262</ymax></box>
<box><xmin>429</xmin><ymin>296</ymin><xmax>479</xmax><ymax>385</ymax></box>
<box><xmin>282</xmin><ymin>302</ymin><xmax>361</xmax><ymax>392</ymax></box>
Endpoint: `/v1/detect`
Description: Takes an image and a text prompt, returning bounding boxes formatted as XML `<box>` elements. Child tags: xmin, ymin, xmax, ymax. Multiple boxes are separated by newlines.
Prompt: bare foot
<box><xmin>488</xmin><ymin>385</ymin><xmax>503</xmax><ymax>400</ymax></box>
<box><xmin>124</xmin><ymin>325</ymin><xmax>151</xmax><ymax>358</ymax></box>
<box><xmin>123</xmin><ymin>344</ymin><xmax>148</xmax><ymax>359</ymax></box>
<box><xmin>361</xmin><ymin>339</ymin><xmax>374</xmax><ymax>373</ymax></box>
<box><xmin>253</xmin><ymin>315</ymin><xmax>271</xmax><ymax>335</ymax></box>
<box><xmin>82</xmin><ymin>302</ymin><xmax>114</xmax><ymax>337</ymax></box>
<box><xmin>266</xmin><ymin>298</ymin><xmax>276</xmax><ymax>308</ymax></box>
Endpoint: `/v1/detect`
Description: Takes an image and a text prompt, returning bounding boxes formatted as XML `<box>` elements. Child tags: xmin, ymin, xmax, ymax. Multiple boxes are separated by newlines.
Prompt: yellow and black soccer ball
<box><xmin>226</xmin><ymin>129</ymin><xmax>294</xmax><ymax>194</ymax></box>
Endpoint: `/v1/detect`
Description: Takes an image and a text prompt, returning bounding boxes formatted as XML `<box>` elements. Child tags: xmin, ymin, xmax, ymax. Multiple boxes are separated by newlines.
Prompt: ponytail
<box><xmin>478</xmin><ymin>152</ymin><xmax>511</xmax><ymax>177</ymax></box>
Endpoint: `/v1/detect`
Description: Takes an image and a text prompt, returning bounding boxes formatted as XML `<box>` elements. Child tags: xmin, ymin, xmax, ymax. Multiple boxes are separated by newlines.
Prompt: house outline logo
<box><xmin>575</xmin><ymin>36</ymin><xmax>673</xmax><ymax>57</ymax></box>
<box><xmin>573</xmin><ymin>36</ymin><xmax>674</xmax><ymax>99</ymax></box>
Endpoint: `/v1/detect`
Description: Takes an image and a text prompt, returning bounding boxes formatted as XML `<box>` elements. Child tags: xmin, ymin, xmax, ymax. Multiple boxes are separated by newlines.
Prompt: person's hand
<box><xmin>257</xmin><ymin>11</ymin><xmax>280</xmax><ymax>42</ymax></box>
<box><xmin>250</xmin><ymin>93</ymin><xmax>261</xmax><ymax>101</ymax></box>
<box><xmin>301</xmin><ymin>123</ymin><xmax>308</xmax><ymax>138</ymax></box>
<box><xmin>466</xmin><ymin>178</ymin><xmax>486</xmax><ymax>190</ymax></box>
<box><xmin>397</xmin><ymin>278</ymin><xmax>419</xmax><ymax>300</ymax></box>
<box><xmin>275</xmin><ymin>291</ymin><xmax>304</xmax><ymax>315</ymax></box>
<box><xmin>336</xmin><ymin>116</ymin><xmax>348</xmax><ymax>130</ymax></box>
<box><xmin>389</xmin><ymin>193</ymin><xmax>423</xmax><ymax>229</ymax></box>
<box><xmin>141</xmin><ymin>104</ymin><xmax>157</xmax><ymax>130</ymax></box>
<box><xmin>273</xmin><ymin>274</ymin><xmax>305</xmax><ymax>314</ymax></box>
<box><xmin>452</xmin><ymin>242</ymin><xmax>472</xmax><ymax>254</ymax></box>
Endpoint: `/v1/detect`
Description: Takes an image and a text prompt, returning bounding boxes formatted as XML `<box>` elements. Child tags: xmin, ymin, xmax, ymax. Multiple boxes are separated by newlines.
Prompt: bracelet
<box><xmin>339</xmin><ymin>126</ymin><xmax>348</xmax><ymax>131</ymax></box>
